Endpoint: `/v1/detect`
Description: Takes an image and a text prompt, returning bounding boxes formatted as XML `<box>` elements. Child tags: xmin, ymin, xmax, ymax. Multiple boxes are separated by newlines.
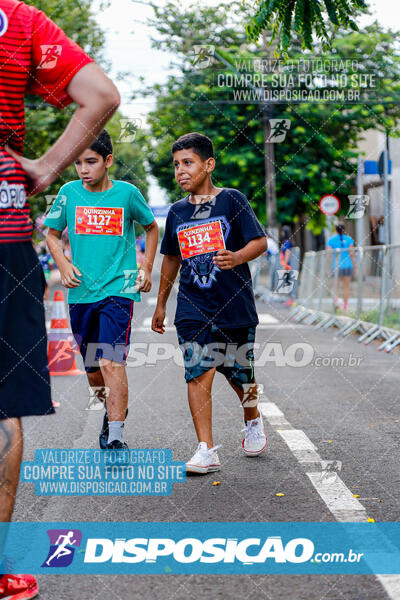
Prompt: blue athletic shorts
<box><xmin>69</xmin><ymin>296</ymin><xmax>134</xmax><ymax>373</ymax></box>
<box><xmin>176</xmin><ymin>322</ymin><xmax>256</xmax><ymax>389</ymax></box>
<box><xmin>338</xmin><ymin>267</ymin><xmax>353</xmax><ymax>277</ymax></box>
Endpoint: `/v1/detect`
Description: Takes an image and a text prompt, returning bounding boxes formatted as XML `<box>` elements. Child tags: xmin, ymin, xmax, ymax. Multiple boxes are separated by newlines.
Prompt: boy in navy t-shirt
<box><xmin>152</xmin><ymin>132</ymin><xmax>268</xmax><ymax>474</ymax></box>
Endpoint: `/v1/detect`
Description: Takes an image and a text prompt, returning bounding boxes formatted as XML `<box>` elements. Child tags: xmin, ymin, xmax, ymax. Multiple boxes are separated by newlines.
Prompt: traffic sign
<box><xmin>319</xmin><ymin>194</ymin><xmax>340</xmax><ymax>216</ymax></box>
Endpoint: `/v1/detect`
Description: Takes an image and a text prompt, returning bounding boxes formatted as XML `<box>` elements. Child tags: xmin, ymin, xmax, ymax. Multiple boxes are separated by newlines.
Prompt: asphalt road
<box><xmin>13</xmin><ymin>256</ymin><xmax>400</xmax><ymax>599</ymax></box>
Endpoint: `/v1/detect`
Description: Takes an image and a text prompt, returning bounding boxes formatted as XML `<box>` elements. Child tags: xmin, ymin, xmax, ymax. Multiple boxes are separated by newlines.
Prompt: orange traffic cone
<box><xmin>47</xmin><ymin>290</ymin><xmax>83</xmax><ymax>376</ymax></box>
<box><xmin>49</xmin><ymin>290</ymin><xmax>79</xmax><ymax>353</ymax></box>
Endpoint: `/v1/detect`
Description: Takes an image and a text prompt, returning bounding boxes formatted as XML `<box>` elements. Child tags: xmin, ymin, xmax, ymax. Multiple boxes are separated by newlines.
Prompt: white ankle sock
<box><xmin>108</xmin><ymin>421</ymin><xmax>124</xmax><ymax>444</ymax></box>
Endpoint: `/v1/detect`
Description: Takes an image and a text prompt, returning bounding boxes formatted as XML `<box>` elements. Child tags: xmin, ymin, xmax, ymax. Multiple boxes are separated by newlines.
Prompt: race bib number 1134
<box><xmin>178</xmin><ymin>220</ymin><xmax>225</xmax><ymax>259</ymax></box>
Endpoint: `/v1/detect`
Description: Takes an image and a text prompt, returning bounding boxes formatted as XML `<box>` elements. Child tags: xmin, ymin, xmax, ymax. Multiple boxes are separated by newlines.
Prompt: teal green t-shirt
<box><xmin>44</xmin><ymin>179</ymin><xmax>154</xmax><ymax>304</ymax></box>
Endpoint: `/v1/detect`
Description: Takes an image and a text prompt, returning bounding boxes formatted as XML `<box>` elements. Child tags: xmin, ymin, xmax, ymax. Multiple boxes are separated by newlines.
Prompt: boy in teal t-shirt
<box><xmin>45</xmin><ymin>130</ymin><xmax>158</xmax><ymax>449</ymax></box>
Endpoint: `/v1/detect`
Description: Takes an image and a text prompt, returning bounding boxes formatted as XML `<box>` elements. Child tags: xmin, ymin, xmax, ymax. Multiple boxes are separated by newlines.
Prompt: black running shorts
<box><xmin>0</xmin><ymin>242</ymin><xmax>54</xmax><ymax>419</ymax></box>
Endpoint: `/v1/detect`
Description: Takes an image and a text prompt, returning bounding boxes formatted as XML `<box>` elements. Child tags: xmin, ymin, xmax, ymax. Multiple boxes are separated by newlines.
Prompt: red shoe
<box><xmin>0</xmin><ymin>574</ymin><xmax>39</xmax><ymax>599</ymax></box>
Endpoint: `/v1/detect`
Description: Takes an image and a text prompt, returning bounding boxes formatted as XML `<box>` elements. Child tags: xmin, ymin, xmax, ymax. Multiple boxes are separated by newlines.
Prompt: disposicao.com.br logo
<box><xmin>1</xmin><ymin>522</ymin><xmax>392</xmax><ymax>575</ymax></box>
<box><xmin>84</xmin><ymin>536</ymin><xmax>315</xmax><ymax>564</ymax></box>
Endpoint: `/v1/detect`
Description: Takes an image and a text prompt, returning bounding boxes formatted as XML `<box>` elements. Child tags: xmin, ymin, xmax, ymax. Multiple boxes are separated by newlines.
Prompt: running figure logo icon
<box><xmin>42</xmin><ymin>529</ymin><xmax>82</xmax><ymax>567</ymax></box>
<box><xmin>275</xmin><ymin>269</ymin><xmax>298</xmax><ymax>293</ymax></box>
<box><xmin>267</xmin><ymin>119</ymin><xmax>291</xmax><ymax>143</ymax></box>
<box><xmin>191</xmin><ymin>45</ymin><xmax>215</xmax><ymax>70</ymax></box>
<box><xmin>117</xmin><ymin>118</ymin><xmax>142</xmax><ymax>143</ymax></box>
<box><xmin>38</xmin><ymin>45</ymin><xmax>62</xmax><ymax>69</ymax></box>
<box><xmin>346</xmin><ymin>195</ymin><xmax>369</xmax><ymax>220</ymax></box>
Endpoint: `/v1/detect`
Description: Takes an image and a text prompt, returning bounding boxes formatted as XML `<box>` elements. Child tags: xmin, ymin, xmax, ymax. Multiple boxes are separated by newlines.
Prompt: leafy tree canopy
<box><xmin>142</xmin><ymin>1</ymin><xmax>400</xmax><ymax>234</ymax></box>
<box><xmin>245</xmin><ymin>0</ymin><xmax>368</xmax><ymax>55</ymax></box>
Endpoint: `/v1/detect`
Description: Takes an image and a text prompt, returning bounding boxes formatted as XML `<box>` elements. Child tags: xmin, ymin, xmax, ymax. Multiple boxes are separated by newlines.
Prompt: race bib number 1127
<box><xmin>75</xmin><ymin>206</ymin><xmax>124</xmax><ymax>235</ymax></box>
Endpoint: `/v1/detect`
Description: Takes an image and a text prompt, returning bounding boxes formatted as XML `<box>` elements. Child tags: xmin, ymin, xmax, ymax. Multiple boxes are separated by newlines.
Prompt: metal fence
<box><xmin>288</xmin><ymin>244</ymin><xmax>400</xmax><ymax>352</ymax></box>
<box><xmin>251</xmin><ymin>247</ymin><xmax>300</xmax><ymax>302</ymax></box>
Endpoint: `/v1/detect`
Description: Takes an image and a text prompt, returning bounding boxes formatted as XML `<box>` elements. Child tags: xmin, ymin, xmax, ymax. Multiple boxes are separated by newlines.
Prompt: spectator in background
<box><xmin>327</xmin><ymin>224</ymin><xmax>356</xmax><ymax>313</ymax></box>
<box><xmin>279</xmin><ymin>225</ymin><xmax>294</xmax><ymax>306</ymax></box>
<box><xmin>280</xmin><ymin>225</ymin><xmax>292</xmax><ymax>267</ymax></box>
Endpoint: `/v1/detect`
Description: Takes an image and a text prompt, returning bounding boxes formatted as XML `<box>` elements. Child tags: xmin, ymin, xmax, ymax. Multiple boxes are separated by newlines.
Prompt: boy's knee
<box><xmin>99</xmin><ymin>358</ymin><xmax>125</xmax><ymax>374</ymax></box>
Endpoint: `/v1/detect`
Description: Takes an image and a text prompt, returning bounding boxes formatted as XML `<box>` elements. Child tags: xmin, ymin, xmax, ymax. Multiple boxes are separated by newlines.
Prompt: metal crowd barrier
<box><xmin>251</xmin><ymin>247</ymin><xmax>300</xmax><ymax>303</ymax></box>
<box><xmin>285</xmin><ymin>244</ymin><xmax>400</xmax><ymax>353</ymax></box>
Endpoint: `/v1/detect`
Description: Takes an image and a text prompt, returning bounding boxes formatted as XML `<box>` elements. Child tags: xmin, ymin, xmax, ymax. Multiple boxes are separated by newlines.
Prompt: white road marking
<box><xmin>377</xmin><ymin>576</ymin><xmax>400</xmax><ymax>598</ymax></box>
<box><xmin>134</xmin><ymin>324</ymin><xmax>303</xmax><ymax>333</ymax></box>
<box><xmin>142</xmin><ymin>316</ymin><xmax>168</xmax><ymax>327</ymax></box>
<box><xmin>133</xmin><ymin>326</ymin><xmax>175</xmax><ymax>333</ymax></box>
<box><xmin>278</xmin><ymin>429</ymin><xmax>322</xmax><ymax>463</ymax></box>
<box><xmin>146</xmin><ymin>297</ymin><xmax>157</xmax><ymax>305</ymax></box>
<box><xmin>259</xmin><ymin>403</ymin><xmax>285</xmax><ymax>418</ymax></box>
<box><xmin>260</xmin><ymin>400</ymin><xmax>400</xmax><ymax>599</ymax></box>
<box><xmin>258</xmin><ymin>313</ymin><xmax>279</xmax><ymax>324</ymax></box>
<box><xmin>307</xmin><ymin>473</ymin><xmax>367</xmax><ymax>520</ymax></box>
<box><xmin>259</xmin><ymin>403</ymin><xmax>291</xmax><ymax>428</ymax></box>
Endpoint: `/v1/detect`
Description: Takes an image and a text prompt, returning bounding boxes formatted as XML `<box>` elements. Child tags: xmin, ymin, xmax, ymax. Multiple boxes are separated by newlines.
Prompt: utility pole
<box><xmin>383</xmin><ymin>132</ymin><xmax>391</xmax><ymax>246</ymax></box>
<box><xmin>356</xmin><ymin>155</ymin><xmax>363</xmax><ymax>246</ymax></box>
<box><xmin>262</xmin><ymin>32</ymin><xmax>278</xmax><ymax>242</ymax></box>
<box><xmin>214</xmin><ymin>43</ymin><xmax>279</xmax><ymax>240</ymax></box>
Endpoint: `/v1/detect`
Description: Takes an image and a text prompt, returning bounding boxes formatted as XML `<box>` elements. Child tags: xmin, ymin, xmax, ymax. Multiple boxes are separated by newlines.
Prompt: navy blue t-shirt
<box><xmin>160</xmin><ymin>188</ymin><xmax>265</xmax><ymax>327</ymax></box>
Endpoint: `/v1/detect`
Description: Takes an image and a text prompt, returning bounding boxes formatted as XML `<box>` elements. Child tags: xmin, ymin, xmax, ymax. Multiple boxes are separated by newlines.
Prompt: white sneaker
<box><xmin>242</xmin><ymin>415</ymin><xmax>267</xmax><ymax>456</ymax></box>
<box><xmin>186</xmin><ymin>442</ymin><xmax>221</xmax><ymax>474</ymax></box>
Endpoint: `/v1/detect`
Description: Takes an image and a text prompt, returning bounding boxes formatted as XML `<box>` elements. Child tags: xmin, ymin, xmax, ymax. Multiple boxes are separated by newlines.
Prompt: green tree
<box><xmin>144</xmin><ymin>2</ymin><xmax>266</xmax><ymax>211</ymax></box>
<box><xmin>143</xmin><ymin>2</ymin><xmax>400</xmax><ymax>234</ymax></box>
<box><xmin>245</xmin><ymin>0</ymin><xmax>367</xmax><ymax>54</ymax></box>
<box><xmin>23</xmin><ymin>0</ymin><xmax>149</xmax><ymax>226</ymax></box>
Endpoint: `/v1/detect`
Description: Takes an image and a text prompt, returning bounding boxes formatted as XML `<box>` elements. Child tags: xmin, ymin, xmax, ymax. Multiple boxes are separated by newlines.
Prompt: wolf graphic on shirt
<box><xmin>177</xmin><ymin>215</ymin><xmax>230</xmax><ymax>289</ymax></box>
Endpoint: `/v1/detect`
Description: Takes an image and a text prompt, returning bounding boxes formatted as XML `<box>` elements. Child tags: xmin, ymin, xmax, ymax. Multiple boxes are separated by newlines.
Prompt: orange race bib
<box><xmin>75</xmin><ymin>206</ymin><xmax>124</xmax><ymax>235</ymax></box>
<box><xmin>177</xmin><ymin>220</ymin><xmax>225</xmax><ymax>260</ymax></box>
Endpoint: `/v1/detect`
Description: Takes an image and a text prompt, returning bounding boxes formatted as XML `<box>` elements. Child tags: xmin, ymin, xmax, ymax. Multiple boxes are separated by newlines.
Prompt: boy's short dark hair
<box><xmin>171</xmin><ymin>132</ymin><xmax>214</xmax><ymax>160</ymax></box>
<box><xmin>90</xmin><ymin>129</ymin><xmax>113</xmax><ymax>161</ymax></box>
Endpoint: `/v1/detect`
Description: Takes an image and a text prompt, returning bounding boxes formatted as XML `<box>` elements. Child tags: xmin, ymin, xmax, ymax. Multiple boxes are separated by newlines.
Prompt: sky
<box><xmin>94</xmin><ymin>0</ymin><xmax>397</xmax><ymax>203</ymax></box>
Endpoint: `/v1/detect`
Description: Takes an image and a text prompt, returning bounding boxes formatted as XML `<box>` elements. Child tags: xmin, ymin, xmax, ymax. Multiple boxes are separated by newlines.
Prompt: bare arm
<box><xmin>138</xmin><ymin>220</ymin><xmax>159</xmax><ymax>292</ymax></box>
<box><xmin>151</xmin><ymin>255</ymin><xmax>180</xmax><ymax>334</ymax></box>
<box><xmin>213</xmin><ymin>236</ymin><xmax>268</xmax><ymax>270</ymax></box>
<box><xmin>6</xmin><ymin>63</ymin><xmax>120</xmax><ymax>195</ymax></box>
<box><xmin>46</xmin><ymin>228</ymin><xmax>81</xmax><ymax>288</ymax></box>
<box><xmin>284</xmin><ymin>248</ymin><xmax>291</xmax><ymax>267</ymax></box>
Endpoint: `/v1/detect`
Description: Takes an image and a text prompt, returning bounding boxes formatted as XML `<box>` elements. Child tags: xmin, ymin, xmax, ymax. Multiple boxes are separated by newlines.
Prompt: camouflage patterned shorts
<box><xmin>176</xmin><ymin>322</ymin><xmax>256</xmax><ymax>389</ymax></box>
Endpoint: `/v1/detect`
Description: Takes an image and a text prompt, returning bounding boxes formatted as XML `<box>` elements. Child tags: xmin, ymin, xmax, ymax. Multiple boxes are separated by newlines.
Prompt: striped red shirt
<box><xmin>0</xmin><ymin>0</ymin><xmax>94</xmax><ymax>243</ymax></box>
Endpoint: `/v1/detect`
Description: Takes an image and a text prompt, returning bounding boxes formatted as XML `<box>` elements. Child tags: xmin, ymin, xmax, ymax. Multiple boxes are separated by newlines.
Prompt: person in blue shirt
<box><xmin>279</xmin><ymin>225</ymin><xmax>296</xmax><ymax>306</ymax></box>
<box><xmin>280</xmin><ymin>225</ymin><xmax>292</xmax><ymax>268</ymax></box>
<box><xmin>327</xmin><ymin>224</ymin><xmax>356</xmax><ymax>312</ymax></box>
<box><xmin>152</xmin><ymin>132</ymin><xmax>268</xmax><ymax>474</ymax></box>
